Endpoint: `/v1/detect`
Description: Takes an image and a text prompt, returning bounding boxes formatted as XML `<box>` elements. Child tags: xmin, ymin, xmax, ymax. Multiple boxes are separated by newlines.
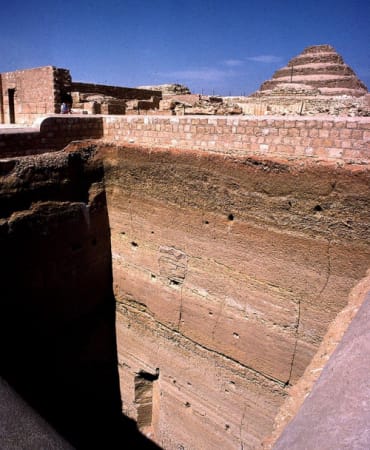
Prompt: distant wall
<box><xmin>0</xmin><ymin>67</ymin><xmax>162</xmax><ymax>126</ymax></box>
<box><xmin>237</xmin><ymin>94</ymin><xmax>370</xmax><ymax>116</ymax></box>
<box><xmin>102</xmin><ymin>115</ymin><xmax>370</xmax><ymax>164</ymax></box>
<box><xmin>71</xmin><ymin>82</ymin><xmax>161</xmax><ymax>101</ymax></box>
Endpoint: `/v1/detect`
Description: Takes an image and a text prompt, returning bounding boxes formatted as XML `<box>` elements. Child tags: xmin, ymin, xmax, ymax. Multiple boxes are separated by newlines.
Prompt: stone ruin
<box><xmin>238</xmin><ymin>44</ymin><xmax>370</xmax><ymax>116</ymax></box>
<box><xmin>0</xmin><ymin>45</ymin><xmax>368</xmax><ymax>126</ymax></box>
<box><xmin>137</xmin><ymin>83</ymin><xmax>191</xmax><ymax>95</ymax></box>
<box><xmin>136</xmin><ymin>45</ymin><xmax>369</xmax><ymax>117</ymax></box>
<box><xmin>135</xmin><ymin>84</ymin><xmax>243</xmax><ymax>115</ymax></box>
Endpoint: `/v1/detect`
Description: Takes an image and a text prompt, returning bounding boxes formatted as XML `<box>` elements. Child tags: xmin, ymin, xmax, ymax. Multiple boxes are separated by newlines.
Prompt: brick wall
<box><xmin>1</xmin><ymin>115</ymin><xmax>369</xmax><ymax>163</ymax></box>
<box><xmin>0</xmin><ymin>67</ymin><xmax>61</xmax><ymax>125</ymax></box>
<box><xmin>0</xmin><ymin>116</ymin><xmax>103</xmax><ymax>157</ymax></box>
<box><xmin>102</xmin><ymin>115</ymin><xmax>370</xmax><ymax>163</ymax></box>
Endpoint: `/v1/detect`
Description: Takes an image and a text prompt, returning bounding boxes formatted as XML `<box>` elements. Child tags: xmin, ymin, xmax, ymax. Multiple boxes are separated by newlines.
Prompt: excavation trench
<box><xmin>0</xmin><ymin>142</ymin><xmax>369</xmax><ymax>449</ymax></box>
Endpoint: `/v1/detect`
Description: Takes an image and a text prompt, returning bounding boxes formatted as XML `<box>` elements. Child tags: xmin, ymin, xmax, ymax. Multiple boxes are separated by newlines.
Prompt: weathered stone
<box><xmin>259</xmin><ymin>44</ymin><xmax>368</xmax><ymax>97</ymax></box>
<box><xmin>239</xmin><ymin>45</ymin><xmax>369</xmax><ymax>116</ymax></box>
<box><xmin>136</xmin><ymin>83</ymin><xmax>191</xmax><ymax>95</ymax></box>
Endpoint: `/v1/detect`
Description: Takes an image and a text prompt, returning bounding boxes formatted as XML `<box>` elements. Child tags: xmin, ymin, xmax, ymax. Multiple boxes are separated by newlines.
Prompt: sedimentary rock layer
<box><xmin>0</xmin><ymin>147</ymin><xmax>156</xmax><ymax>449</ymax></box>
<box><xmin>102</xmin><ymin>144</ymin><xmax>370</xmax><ymax>448</ymax></box>
<box><xmin>1</xmin><ymin>140</ymin><xmax>369</xmax><ymax>449</ymax></box>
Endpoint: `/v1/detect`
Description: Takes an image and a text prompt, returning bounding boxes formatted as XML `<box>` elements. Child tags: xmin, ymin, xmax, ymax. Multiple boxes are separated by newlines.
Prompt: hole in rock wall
<box><xmin>135</xmin><ymin>370</ymin><xmax>159</xmax><ymax>434</ymax></box>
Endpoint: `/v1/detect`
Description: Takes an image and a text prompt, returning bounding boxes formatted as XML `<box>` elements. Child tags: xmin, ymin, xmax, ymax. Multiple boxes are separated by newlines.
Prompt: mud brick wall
<box><xmin>102</xmin><ymin>115</ymin><xmax>370</xmax><ymax>164</ymax></box>
<box><xmin>71</xmin><ymin>82</ymin><xmax>161</xmax><ymax>101</ymax></box>
<box><xmin>0</xmin><ymin>67</ymin><xmax>71</xmax><ymax>125</ymax></box>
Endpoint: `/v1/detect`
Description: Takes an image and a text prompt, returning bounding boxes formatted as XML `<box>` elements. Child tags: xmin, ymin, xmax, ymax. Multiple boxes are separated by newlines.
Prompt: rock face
<box><xmin>273</xmin><ymin>292</ymin><xmax>370</xmax><ymax>450</ymax></box>
<box><xmin>103</xmin><ymin>145</ymin><xmax>370</xmax><ymax>449</ymax></box>
<box><xmin>1</xmin><ymin>136</ymin><xmax>370</xmax><ymax>449</ymax></box>
<box><xmin>0</xmin><ymin>147</ymin><xmax>157</xmax><ymax>449</ymax></box>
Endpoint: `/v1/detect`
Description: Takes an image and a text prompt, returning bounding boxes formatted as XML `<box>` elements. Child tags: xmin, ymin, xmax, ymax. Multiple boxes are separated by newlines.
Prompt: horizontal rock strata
<box><xmin>0</xmin><ymin>148</ymin><xmax>156</xmax><ymax>449</ymax></box>
<box><xmin>102</xmin><ymin>144</ymin><xmax>370</xmax><ymax>448</ymax></box>
<box><xmin>2</xmin><ymin>138</ymin><xmax>370</xmax><ymax>449</ymax></box>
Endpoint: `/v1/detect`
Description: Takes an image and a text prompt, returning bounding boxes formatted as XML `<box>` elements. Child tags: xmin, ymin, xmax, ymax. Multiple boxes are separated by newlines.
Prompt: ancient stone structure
<box><xmin>0</xmin><ymin>112</ymin><xmax>369</xmax><ymax>449</ymax></box>
<box><xmin>137</xmin><ymin>84</ymin><xmax>191</xmax><ymax>95</ymax></box>
<box><xmin>158</xmin><ymin>95</ymin><xmax>243</xmax><ymax>115</ymax></box>
<box><xmin>2</xmin><ymin>46</ymin><xmax>368</xmax><ymax>125</ymax></box>
<box><xmin>0</xmin><ymin>66</ymin><xmax>161</xmax><ymax>125</ymax></box>
<box><xmin>0</xmin><ymin>66</ymin><xmax>71</xmax><ymax>125</ymax></box>
<box><xmin>239</xmin><ymin>45</ymin><xmax>369</xmax><ymax>116</ymax></box>
<box><xmin>259</xmin><ymin>44</ymin><xmax>367</xmax><ymax>97</ymax></box>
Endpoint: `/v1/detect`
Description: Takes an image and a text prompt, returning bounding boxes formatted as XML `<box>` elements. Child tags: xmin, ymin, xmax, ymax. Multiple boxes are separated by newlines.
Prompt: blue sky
<box><xmin>1</xmin><ymin>0</ymin><xmax>369</xmax><ymax>95</ymax></box>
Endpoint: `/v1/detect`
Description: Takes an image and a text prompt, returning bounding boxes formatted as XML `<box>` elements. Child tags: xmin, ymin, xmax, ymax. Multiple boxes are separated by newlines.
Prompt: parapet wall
<box><xmin>1</xmin><ymin>115</ymin><xmax>369</xmax><ymax>164</ymax></box>
<box><xmin>0</xmin><ymin>116</ymin><xmax>103</xmax><ymax>157</ymax></box>
<box><xmin>102</xmin><ymin>115</ymin><xmax>370</xmax><ymax>164</ymax></box>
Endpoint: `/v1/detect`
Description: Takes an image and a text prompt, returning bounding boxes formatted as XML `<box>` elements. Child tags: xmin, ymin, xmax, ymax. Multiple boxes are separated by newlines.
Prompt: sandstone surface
<box><xmin>0</xmin><ymin>147</ymin><xmax>159</xmax><ymax>449</ymax></box>
<box><xmin>102</xmin><ymin>144</ymin><xmax>370</xmax><ymax>448</ymax></box>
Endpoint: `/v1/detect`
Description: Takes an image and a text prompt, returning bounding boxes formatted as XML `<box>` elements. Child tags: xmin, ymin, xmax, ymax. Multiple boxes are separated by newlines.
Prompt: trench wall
<box><xmin>0</xmin><ymin>148</ymin><xmax>158</xmax><ymax>449</ymax></box>
<box><xmin>102</xmin><ymin>142</ymin><xmax>370</xmax><ymax>449</ymax></box>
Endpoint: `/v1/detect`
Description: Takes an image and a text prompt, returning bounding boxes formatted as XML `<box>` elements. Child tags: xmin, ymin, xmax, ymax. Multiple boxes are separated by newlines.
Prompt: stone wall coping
<box><xmin>1</xmin><ymin>114</ymin><xmax>369</xmax><ymax>163</ymax></box>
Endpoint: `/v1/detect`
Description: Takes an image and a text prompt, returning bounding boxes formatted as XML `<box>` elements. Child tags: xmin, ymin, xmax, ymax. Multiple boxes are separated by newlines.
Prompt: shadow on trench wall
<box><xmin>0</xmin><ymin>191</ymin><xmax>160</xmax><ymax>449</ymax></box>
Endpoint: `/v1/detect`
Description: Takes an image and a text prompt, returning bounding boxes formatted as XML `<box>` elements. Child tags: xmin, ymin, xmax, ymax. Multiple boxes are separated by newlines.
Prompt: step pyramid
<box><xmin>257</xmin><ymin>45</ymin><xmax>368</xmax><ymax>97</ymax></box>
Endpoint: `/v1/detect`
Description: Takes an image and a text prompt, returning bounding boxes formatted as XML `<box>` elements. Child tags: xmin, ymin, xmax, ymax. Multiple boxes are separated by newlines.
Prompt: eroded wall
<box><xmin>102</xmin><ymin>144</ymin><xmax>370</xmax><ymax>449</ymax></box>
<box><xmin>0</xmin><ymin>147</ymin><xmax>158</xmax><ymax>449</ymax></box>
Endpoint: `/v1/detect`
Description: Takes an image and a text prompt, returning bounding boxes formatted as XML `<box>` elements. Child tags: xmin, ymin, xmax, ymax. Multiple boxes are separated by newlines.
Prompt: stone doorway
<box><xmin>8</xmin><ymin>89</ymin><xmax>15</xmax><ymax>123</ymax></box>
